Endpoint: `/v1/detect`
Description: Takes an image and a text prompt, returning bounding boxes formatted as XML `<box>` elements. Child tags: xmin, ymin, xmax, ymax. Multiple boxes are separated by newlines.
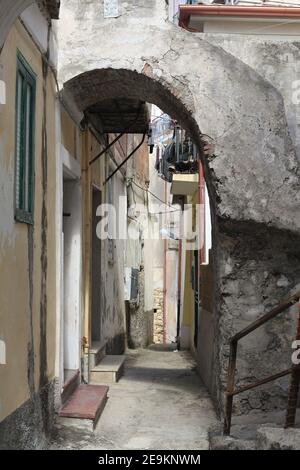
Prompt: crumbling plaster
<box><xmin>203</xmin><ymin>34</ymin><xmax>300</xmax><ymax>165</ymax></box>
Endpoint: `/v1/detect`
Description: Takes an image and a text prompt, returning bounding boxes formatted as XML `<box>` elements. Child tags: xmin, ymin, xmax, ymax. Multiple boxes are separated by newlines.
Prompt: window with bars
<box><xmin>14</xmin><ymin>51</ymin><xmax>36</xmax><ymax>224</ymax></box>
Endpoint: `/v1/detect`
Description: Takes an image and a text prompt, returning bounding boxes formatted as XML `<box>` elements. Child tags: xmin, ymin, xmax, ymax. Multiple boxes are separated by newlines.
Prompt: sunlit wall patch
<box><xmin>0</xmin><ymin>64</ymin><xmax>5</xmax><ymax>106</ymax></box>
<box><xmin>0</xmin><ymin>339</ymin><xmax>6</xmax><ymax>365</ymax></box>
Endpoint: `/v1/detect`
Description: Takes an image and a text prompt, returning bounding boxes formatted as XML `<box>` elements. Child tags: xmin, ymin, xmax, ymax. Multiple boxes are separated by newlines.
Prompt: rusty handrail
<box><xmin>223</xmin><ymin>289</ymin><xmax>300</xmax><ymax>435</ymax></box>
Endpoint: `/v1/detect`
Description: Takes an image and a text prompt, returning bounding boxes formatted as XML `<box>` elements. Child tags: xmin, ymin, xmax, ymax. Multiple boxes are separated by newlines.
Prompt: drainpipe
<box><xmin>163</xmin><ymin>180</ymin><xmax>167</xmax><ymax>344</ymax></box>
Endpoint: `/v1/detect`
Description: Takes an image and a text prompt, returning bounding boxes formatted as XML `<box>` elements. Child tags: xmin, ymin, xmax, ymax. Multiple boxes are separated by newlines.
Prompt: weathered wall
<box><xmin>125</xmin><ymin>135</ymin><xmax>153</xmax><ymax>349</ymax></box>
<box><xmin>0</xmin><ymin>17</ymin><xmax>57</xmax><ymax>444</ymax></box>
<box><xmin>200</xmin><ymin>32</ymin><xmax>300</xmax><ymax>412</ymax></box>
<box><xmin>101</xmin><ymin>161</ymin><xmax>127</xmax><ymax>354</ymax></box>
<box><xmin>148</xmin><ymin>151</ymin><xmax>166</xmax><ymax>345</ymax></box>
<box><xmin>0</xmin><ymin>381</ymin><xmax>55</xmax><ymax>450</ymax></box>
<box><xmin>215</xmin><ymin>225</ymin><xmax>300</xmax><ymax>415</ymax></box>
<box><xmin>87</xmin><ymin>132</ymin><xmax>127</xmax><ymax>354</ymax></box>
<box><xmin>147</xmin><ymin>147</ymin><xmax>180</xmax><ymax>346</ymax></box>
<box><xmin>58</xmin><ymin>2</ymin><xmax>300</xmax><ymax>235</ymax></box>
<box><xmin>203</xmin><ymin>34</ymin><xmax>300</xmax><ymax>165</ymax></box>
<box><xmin>56</xmin><ymin>0</ymin><xmax>300</xmax><ymax>415</ymax></box>
<box><xmin>193</xmin><ymin>251</ymin><xmax>214</xmax><ymax>392</ymax></box>
<box><xmin>153</xmin><ymin>288</ymin><xmax>164</xmax><ymax>344</ymax></box>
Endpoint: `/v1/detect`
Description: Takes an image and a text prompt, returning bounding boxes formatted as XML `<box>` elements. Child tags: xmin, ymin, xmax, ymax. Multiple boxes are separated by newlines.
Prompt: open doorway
<box><xmin>91</xmin><ymin>186</ymin><xmax>102</xmax><ymax>344</ymax></box>
<box><xmin>62</xmin><ymin>172</ymin><xmax>82</xmax><ymax>386</ymax></box>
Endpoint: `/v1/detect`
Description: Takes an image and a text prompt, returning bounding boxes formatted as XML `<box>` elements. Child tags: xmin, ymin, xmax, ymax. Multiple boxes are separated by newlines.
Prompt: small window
<box><xmin>14</xmin><ymin>51</ymin><xmax>36</xmax><ymax>224</ymax></box>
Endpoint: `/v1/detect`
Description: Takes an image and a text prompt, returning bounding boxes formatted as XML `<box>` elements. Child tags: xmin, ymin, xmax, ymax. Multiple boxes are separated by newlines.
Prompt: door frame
<box><xmin>56</xmin><ymin>142</ymin><xmax>82</xmax><ymax>394</ymax></box>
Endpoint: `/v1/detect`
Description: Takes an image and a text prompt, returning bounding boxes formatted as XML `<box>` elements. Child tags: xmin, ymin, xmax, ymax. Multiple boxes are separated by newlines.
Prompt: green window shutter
<box><xmin>14</xmin><ymin>51</ymin><xmax>36</xmax><ymax>224</ymax></box>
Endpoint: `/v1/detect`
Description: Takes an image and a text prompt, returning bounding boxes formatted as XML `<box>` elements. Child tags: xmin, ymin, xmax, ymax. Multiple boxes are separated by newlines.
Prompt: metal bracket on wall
<box><xmin>104</xmin><ymin>133</ymin><xmax>147</xmax><ymax>185</ymax></box>
<box><xmin>89</xmin><ymin>106</ymin><xmax>143</xmax><ymax>166</ymax></box>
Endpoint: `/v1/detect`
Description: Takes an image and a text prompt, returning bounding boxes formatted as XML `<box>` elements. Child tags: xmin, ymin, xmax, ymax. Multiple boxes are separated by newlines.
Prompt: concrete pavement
<box><xmin>51</xmin><ymin>346</ymin><xmax>218</xmax><ymax>450</ymax></box>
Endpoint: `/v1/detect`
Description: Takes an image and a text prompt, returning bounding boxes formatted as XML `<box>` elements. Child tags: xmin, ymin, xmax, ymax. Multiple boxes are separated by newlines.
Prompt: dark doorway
<box><xmin>91</xmin><ymin>187</ymin><xmax>102</xmax><ymax>342</ymax></box>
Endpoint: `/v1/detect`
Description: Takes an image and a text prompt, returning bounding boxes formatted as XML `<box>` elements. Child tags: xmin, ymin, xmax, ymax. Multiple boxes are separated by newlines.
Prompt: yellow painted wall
<box><xmin>0</xmin><ymin>20</ymin><xmax>57</xmax><ymax>422</ymax></box>
<box><xmin>61</xmin><ymin>107</ymin><xmax>77</xmax><ymax>159</ymax></box>
<box><xmin>90</xmin><ymin>133</ymin><xmax>105</xmax><ymax>189</ymax></box>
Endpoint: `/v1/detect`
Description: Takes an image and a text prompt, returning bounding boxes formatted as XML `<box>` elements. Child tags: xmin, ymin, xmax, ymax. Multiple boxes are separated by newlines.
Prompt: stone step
<box><xmin>61</xmin><ymin>369</ymin><xmax>80</xmax><ymax>405</ymax></box>
<box><xmin>58</xmin><ymin>384</ymin><xmax>109</xmax><ymax>431</ymax></box>
<box><xmin>90</xmin><ymin>355</ymin><xmax>125</xmax><ymax>384</ymax></box>
<box><xmin>209</xmin><ymin>434</ymin><xmax>256</xmax><ymax>450</ymax></box>
<box><xmin>89</xmin><ymin>341</ymin><xmax>106</xmax><ymax>369</ymax></box>
<box><xmin>209</xmin><ymin>426</ymin><xmax>300</xmax><ymax>450</ymax></box>
<box><xmin>256</xmin><ymin>426</ymin><xmax>300</xmax><ymax>450</ymax></box>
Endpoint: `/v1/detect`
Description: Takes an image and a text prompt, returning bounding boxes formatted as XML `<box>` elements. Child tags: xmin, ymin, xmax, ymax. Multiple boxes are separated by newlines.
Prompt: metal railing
<box><xmin>224</xmin><ymin>289</ymin><xmax>300</xmax><ymax>435</ymax></box>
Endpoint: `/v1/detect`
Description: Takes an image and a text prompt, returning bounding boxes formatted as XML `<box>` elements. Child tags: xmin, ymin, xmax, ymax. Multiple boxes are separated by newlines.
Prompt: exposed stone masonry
<box><xmin>153</xmin><ymin>288</ymin><xmax>164</xmax><ymax>344</ymax></box>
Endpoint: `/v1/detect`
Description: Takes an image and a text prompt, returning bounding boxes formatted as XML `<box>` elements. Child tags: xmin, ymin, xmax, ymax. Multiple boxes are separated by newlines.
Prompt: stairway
<box><xmin>58</xmin><ymin>361</ymin><xmax>109</xmax><ymax>431</ymax></box>
<box><xmin>90</xmin><ymin>354</ymin><xmax>125</xmax><ymax>384</ymax></box>
<box><xmin>209</xmin><ymin>426</ymin><xmax>300</xmax><ymax>450</ymax></box>
<box><xmin>89</xmin><ymin>342</ymin><xmax>125</xmax><ymax>384</ymax></box>
<box><xmin>59</xmin><ymin>384</ymin><xmax>109</xmax><ymax>431</ymax></box>
<box><xmin>89</xmin><ymin>341</ymin><xmax>126</xmax><ymax>384</ymax></box>
<box><xmin>209</xmin><ymin>411</ymin><xmax>300</xmax><ymax>450</ymax></box>
<box><xmin>57</xmin><ymin>342</ymin><xmax>125</xmax><ymax>430</ymax></box>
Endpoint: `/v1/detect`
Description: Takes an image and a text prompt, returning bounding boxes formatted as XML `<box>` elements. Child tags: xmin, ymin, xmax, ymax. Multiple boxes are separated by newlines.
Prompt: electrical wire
<box><xmin>130</xmin><ymin>179</ymin><xmax>182</xmax><ymax>213</ymax></box>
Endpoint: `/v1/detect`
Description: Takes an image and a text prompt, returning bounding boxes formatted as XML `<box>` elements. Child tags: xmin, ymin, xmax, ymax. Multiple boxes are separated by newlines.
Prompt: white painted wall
<box><xmin>0</xmin><ymin>340</ymin><xmax>6</xmax><ymax>365</ymax></box>
<box><xmin>0</xmin><ymin>64</ymin><xmax>5</xmax><ymax>106</ymax></box>
<box><xmin>100</xmin><ymin>163</ymin><xmax>127</xmax><ymax>347</ymax></box>
<box><xmin>204</xmin><ymin>184</ymin><xmax>212</xmax><ymax>263</ymax></box>
<box><xmin>165</xmin><ymin>248</ymin><xmax>179</xmax><ymax>343</ymax></box>
<box><xmin>20</xmin><ymin>4</ymin><xmax>58</xmax><ymax>67</ymax></box>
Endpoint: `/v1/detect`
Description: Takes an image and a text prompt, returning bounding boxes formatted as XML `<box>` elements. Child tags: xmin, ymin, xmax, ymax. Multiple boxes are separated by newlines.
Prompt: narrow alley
<box><xmin>51</xmin><ymin>347</ymin><xmax>217</xmax><ymax>450</ymax></box>
<box><xmin>1</xmin><ymin>0</ymin><xmax>300</xmax><ymax>455</ymax></box>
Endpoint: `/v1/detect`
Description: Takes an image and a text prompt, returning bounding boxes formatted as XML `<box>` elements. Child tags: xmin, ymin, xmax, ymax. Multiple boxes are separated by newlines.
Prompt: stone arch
<box><xmin>62</xmin><ymin>63</ymin><xmax>300</xmax><ymax>230</ymax></box>
<box><xmin>58</xmin><ymin>16</ymin><xmax>300</xmax><ymax>235</ymax></box>
<box><xmin>0</xmin><ymin>0</ymin><xmax>34</xmax><ymax>47</ymax></box>
<box><xmin>58</xmin><ymin>0</ymin><xmax>300</xmax><ymax>416</ymax></box>
<box><xmin>0</xmin><ymin>1</ymin><xmax>60</xmax><ymax>48</ymax></box>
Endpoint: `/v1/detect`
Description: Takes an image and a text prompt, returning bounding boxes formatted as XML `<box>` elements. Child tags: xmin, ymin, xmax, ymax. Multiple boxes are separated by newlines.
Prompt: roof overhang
<box><xmin>179</xmin><ymin>5</ymin><xmax>300</xmax><ymax>32</ymax></box>
<box><xmin>85</xmin><ymin>99</ymin><xmax>150</xmax><ymax>134</ymax></box>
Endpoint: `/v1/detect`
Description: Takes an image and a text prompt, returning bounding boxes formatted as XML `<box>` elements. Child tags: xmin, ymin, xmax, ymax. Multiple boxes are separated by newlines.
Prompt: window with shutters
<box><xmin>14</xmin><ymin>51</ymin><xmax>36</xmax><ymax>224</ymax></box>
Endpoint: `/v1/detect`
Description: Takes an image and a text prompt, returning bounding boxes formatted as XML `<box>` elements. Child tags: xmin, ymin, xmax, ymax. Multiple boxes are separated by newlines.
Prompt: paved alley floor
<box><xmin>51</xmin><ymin>346</ymin><xmax>218</xmax><ymax>450</ymax></box>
